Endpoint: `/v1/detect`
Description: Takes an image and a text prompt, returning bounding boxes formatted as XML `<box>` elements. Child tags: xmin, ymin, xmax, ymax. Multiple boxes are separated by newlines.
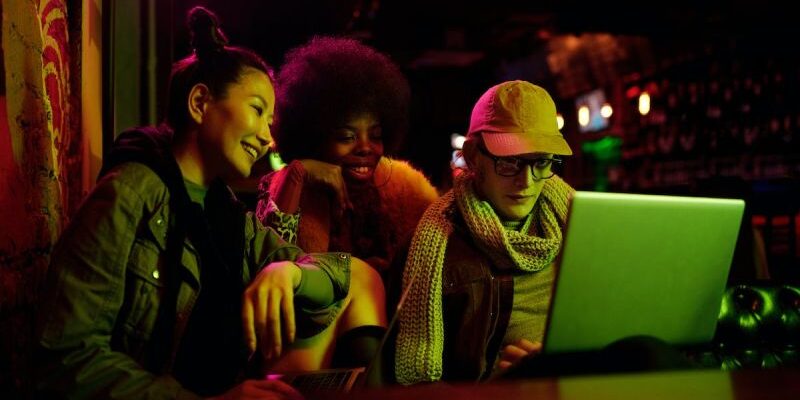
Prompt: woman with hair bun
<box><xmin>35</xmin><ymin>7</ymin><xmax>365</xmax><ymax>399</ymax></box>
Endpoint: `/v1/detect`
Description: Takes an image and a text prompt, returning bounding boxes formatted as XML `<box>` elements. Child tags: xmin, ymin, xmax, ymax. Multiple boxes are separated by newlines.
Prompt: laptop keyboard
<box><xmin>278</xmin><ymin>367</ymin><xmax>365</xmax><ymax>393</ymax></box>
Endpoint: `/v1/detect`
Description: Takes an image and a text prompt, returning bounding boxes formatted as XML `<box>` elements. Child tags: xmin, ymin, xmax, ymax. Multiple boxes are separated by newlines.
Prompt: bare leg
<box><xmin>266</xmin><ymin>257</ymin><xmax>386</xmax><ymax>372</ymax></box>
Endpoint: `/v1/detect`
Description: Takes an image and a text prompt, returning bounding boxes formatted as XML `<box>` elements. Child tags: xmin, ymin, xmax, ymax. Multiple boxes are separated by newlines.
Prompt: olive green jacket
<box><xmin>36</xmin><ymin>162</ymin><xmax>350</xmax><ymax>399</ymax></box>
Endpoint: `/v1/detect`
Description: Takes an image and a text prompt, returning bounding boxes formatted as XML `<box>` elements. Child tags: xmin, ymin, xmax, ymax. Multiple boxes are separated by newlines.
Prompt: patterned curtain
<box><xmin>0</xmin><ymin>0</ymin><xmax>82</xmax><ymax>396</ymax></box>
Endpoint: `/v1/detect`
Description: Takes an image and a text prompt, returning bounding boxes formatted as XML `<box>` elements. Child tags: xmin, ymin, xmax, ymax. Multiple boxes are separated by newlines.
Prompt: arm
<box><xmin>256</xmin><ymin>160</ymin><xmax>352</xmax><ymax>239</ymax></box>
<box><xmin>268</xmin><ymin>160</ymin><xmax>307</xmax><ymax>215</ymax></box>
<box><xmin>246</xmin><ymin>219</ymin><xmax>351</xmax><ymax>306</ymax></box>
<box><xmin>35</xmin><ymin>169</ymin><xmax>197</xmax><ymax>399</ymax></box>
<box><xmin>256</xmin><ymin>164</ymin><xmax>304</xmax><ymax>244</ymax></box>
<box><xmin>243</xmin><ymin>215</ymin><xmax>352</xmax><ymax>363</ymax></box>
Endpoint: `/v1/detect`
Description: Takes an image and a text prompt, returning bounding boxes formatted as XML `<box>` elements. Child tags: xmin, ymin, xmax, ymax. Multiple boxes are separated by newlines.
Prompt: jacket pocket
<box><xmin>118</xmin><ymin>237</ymin><xmax>165</xmax><ymax>359</ymax></box>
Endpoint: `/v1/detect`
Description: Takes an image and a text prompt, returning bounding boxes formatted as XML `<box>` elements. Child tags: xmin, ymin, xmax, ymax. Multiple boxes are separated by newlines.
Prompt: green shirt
<box><xmin>184</xmin><ymin>179</ymin><xmax>208</xmax><ymax>206</ymax></box>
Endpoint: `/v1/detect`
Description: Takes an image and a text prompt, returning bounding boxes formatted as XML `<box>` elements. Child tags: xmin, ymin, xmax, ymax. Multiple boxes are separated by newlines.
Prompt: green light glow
<box><xmin>581</xmin><ymin>135</ymin><xmax>622</xmax><ymax>162</ymax></box>
<box><xmin>581</xmin><ymin>136</ymin><xmax>622</xmax><ymax>192</ymax></box>
<box><xmin>269</xmin><ymin>150</ymin><xmax>287</xmax><ymax>171</ymax></box>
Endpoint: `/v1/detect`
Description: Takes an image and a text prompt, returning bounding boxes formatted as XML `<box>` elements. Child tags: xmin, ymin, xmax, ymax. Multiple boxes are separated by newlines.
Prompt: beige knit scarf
<box><xmin>395</xmin><ymin>173</ymin><xmax>574</xmax><ymax>384</ymax></box>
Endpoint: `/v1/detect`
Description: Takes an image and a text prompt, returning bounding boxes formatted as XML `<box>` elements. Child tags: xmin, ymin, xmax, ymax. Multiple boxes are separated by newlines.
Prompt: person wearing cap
<box><xmin>392</xmin><ymin>80</ymin><xmax>575</xmax><ymax>384</ymax></box>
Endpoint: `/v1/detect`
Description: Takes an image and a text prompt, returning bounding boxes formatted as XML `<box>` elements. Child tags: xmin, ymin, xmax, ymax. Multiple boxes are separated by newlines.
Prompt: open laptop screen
<box><xmin>542</xmin><ymin>192</ymin><xmax>744</xmax><ymax>354</ymax></box>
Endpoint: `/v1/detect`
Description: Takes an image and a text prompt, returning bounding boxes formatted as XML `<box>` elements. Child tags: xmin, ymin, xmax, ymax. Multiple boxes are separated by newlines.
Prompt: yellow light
<box><xmin>578</xmin><ymin>105</ymin><xmax>590</xmax><ymax>127</ymax></box>
<box><xmin>638</xmin><ymin>92</ymin><xmax>651</xmax><ymax>116</ymax></box>
<box><xmin>600</xmin><ymin>102</ymin><xmax>613</xmax><ymax>118</ymax></box>
<box><xmin>556</xmin><ymin>113</ymin><xmax>565</xmax><ymax>130</ymax></box>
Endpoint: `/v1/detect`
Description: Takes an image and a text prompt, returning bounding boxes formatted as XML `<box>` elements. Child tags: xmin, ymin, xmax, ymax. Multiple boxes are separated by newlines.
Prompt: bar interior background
<box><xmin>2</xmin><ymin>0</ymin><xmax>799</xmax><ymax>397</ymax></box>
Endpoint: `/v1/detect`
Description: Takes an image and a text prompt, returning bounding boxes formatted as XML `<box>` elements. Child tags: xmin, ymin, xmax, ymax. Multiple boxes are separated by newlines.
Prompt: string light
<box><xmin>578</xmin><ymin>105</ymin><xmax>590</xmax><ymax>127</ymax></box>
<box><xmin>638</xmin><ymin>92</ymin><xmax>651</xmax><ymax>116</ymax></box>
<box><xmin>450</xmin><ymin>133</ymin><xmax>466</xmax><ymax>150</ymax></box>
<box><xmin>600</xmin><ymin>102</ymin><xmax>613</xmax><ymax>118</ymax></box>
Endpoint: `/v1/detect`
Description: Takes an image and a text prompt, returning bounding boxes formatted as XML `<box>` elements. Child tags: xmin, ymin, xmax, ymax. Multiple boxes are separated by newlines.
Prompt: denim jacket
<box><xmin>36</xmin><ymin>162</ymin><xmax>350</xmax><ymax>399</ymax></box>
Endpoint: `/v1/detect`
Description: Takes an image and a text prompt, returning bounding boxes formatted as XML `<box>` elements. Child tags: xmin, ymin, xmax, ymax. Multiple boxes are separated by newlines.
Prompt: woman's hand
<box><xmin>299</xmin><ymin>159</ymin><xmax>352</xmax><ymax>218</ymax></box>
<box><xmin>242</xmin><ymin>261</ymin><xmax>302</xmax><ymax>362</ymax></box>
<box><xmin>211</xmin><ymin>379</ymin><xmax>303</xmax><ymax>400</ymax></box>
<box><xmin>497</xmin><ymin>339</ymin><xmax>542</xmax><ymax>371</ymax></box>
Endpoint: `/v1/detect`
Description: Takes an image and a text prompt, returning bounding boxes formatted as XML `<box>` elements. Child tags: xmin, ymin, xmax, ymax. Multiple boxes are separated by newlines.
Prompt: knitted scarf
<box><xmin>395</xmin><ymin>173</ymin><xmax>574</xmax><ymax>384</ymax></box>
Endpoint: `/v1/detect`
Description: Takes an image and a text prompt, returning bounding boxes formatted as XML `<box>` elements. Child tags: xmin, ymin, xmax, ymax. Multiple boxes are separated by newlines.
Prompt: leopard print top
<box><xmin>259</xmin><ymin>197</ymin><xmax>300</xmax><ymax>244</ymax></box>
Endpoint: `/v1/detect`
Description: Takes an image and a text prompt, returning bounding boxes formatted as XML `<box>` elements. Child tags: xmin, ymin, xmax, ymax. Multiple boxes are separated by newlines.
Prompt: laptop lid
<box><xmin>542</xmin><ymin>191</ymin><xmax>745</xmax><ymax>354</ymax></box>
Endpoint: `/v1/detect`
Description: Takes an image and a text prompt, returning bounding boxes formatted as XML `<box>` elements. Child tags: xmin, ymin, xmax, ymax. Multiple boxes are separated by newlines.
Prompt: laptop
<box><xmin>541</xmin><ymin>191</ymin><xmax>744</xmax><ymax>354</ymax></box>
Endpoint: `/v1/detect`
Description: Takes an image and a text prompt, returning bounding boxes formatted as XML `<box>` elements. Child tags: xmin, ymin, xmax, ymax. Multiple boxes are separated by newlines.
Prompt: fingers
<box><xmin>254</xmin><ymin>287</ymin><xmax>269</xmax><ymax>358</ymax></box>
<box><xmin>331</xmin><ymin>171</ymin><xmax>351</xmax><ymax>220</ymax></box>
<box><xmin>333</xmin><ymin>184</ymin><xmax>348</xmax><ymax>220</ymax></box>
<box><xmin>302</xmin><ymin>160</ymin><xmax>352</xmax><ymax>217</ymax></box>
<box><xmin>263</xmin><ymin>290</ymin><xmax>282</xmax><ymax>361</ymax></box>
<box><xmin>282</xmin><ymin>286</ymin><xmax>296</xmax><ymax>344</ymax></box>
<box><xmin>246</xmin><ymin>262</ymin><xmax>301</xmax><ymax>364</ymax></box>
<box><xmin>517</xmin><ymin>339</ymin><xmax>542</xmax><ymax>354</ymax></box>
<box><xmin>502</xmin><ymin>344</ymin><xmax>530</xmax><ymax>360</ymax></box>
<box><xmin>498</xmin><ymin>339</ymin><xmax>540</xmax><ymax>369</ymax></box>
<box><xmin>498</xmin><ymin>360</ymin><xmax>514</xmax><ymax>370</ymax></box>
<box><xmin>241</xmin><ymin>298</ymin><xmax>257</xmax><ymax>355</ymax></box>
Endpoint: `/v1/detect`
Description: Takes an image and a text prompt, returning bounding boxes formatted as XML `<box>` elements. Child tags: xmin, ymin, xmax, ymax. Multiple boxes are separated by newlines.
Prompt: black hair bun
<box><xmin>187</xmin><ymin>6</ymin><xmax>228</xmax><ymax>59</ymax></box>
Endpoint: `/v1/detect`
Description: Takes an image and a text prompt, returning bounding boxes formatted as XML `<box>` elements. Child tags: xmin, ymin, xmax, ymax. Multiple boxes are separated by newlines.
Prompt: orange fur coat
<box><xmin>261</xmin><ymin>157</ymin><xmax>439</xmax><ymax>273</ymax></box>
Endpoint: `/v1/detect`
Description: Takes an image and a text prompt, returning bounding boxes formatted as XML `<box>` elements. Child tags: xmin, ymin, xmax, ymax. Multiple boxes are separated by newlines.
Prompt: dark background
<box><xmin>103</xmin><ymin>0</ymin><xmax>799</xmax><ymax>278</ymax></box>
<box><xmin>158</xmin><ymin>0</ymin><xmax>799</xmax><ymax>185</ymax></box>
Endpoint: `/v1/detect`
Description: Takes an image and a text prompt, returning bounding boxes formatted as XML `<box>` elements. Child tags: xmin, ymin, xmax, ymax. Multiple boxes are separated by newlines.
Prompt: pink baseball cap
<box><xmin>467</xmin><ymin>80</ymin><xmax>572</xmax><ymax>156</ymax></box>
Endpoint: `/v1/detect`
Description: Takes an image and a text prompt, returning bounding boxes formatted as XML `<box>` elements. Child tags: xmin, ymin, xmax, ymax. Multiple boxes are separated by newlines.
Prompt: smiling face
<box><xmin>197</xmin><ymin>68</ymin><xmax>275</xmax><ymax>181</ymax></box>
<box><xmin>466</xmin><ymin>140</ymin><xmax>550</xmax><ymax>221</ymax></box>
<box><xmin>320</xmin><ymin>113</ymin><xmax>385</xmax><ymax>184</ymax></box>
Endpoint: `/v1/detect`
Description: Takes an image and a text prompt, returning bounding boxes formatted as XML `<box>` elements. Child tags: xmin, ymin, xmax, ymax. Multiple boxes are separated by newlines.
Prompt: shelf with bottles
<box><xmin>608</xmin><ymin>40</ymin><xmax>800</xmax><ymax>190</ymax></box>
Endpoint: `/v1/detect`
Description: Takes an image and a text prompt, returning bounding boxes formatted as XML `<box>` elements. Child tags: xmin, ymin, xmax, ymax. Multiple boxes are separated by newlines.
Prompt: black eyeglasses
<box><xmin>477</xmin><ymin>144</ymin><xmax>562</xmax><ymax>179</ymax></box>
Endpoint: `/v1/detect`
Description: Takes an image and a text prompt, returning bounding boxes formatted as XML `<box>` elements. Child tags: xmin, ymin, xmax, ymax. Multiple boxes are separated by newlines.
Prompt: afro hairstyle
<box><xmin>274</xmin><ymin>36</ymin><xmax>411</xmax><ymax>161</ymax></box>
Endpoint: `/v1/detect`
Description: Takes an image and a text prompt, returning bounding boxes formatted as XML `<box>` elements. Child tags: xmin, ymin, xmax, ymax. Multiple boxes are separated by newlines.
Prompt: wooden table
<box><xmin>321</xmin><ymin>368</ymin><xmax>800</xmax><ymax>399</ymax></box>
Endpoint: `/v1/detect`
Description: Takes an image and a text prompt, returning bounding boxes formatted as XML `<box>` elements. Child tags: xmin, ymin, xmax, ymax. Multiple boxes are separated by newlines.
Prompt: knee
<box><xmin>350</xmin><ymin>257</ymin><xmax>385</xmax><ymax>299</ymax></box>
<box><xmin>341</xmin><ymin>257</ymin><xmax>387</xmax><ymax>328</ymax></box>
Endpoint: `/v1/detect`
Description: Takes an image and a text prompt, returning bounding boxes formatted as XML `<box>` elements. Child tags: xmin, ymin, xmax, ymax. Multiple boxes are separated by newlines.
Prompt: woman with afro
<box><xmin>257</xmin><ymin>37</ymin><xmax>438</xmax><ymax>281</ymax></box>
<box><xmin>256</xmin><ymin>37</ymin><xmax>438</xmax><ymax>378</ymax></box>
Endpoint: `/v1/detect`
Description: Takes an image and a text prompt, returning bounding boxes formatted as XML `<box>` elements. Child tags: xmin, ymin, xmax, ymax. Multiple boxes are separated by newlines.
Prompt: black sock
<box><xmin>332</xmin><ymin>325</ymin><xmax>387</xmax><ymax>368</ymax></box>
